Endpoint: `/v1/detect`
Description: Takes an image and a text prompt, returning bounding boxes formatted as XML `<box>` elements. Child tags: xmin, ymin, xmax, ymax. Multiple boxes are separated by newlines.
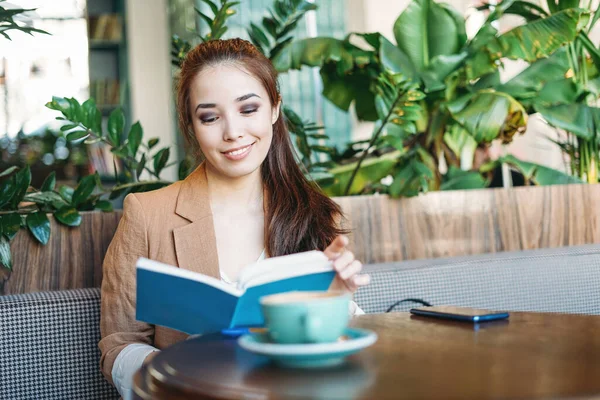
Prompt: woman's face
<box><xmin>188</xmin><ymin>63</ymin><xmax>280</xmax><ymax>180</ymax></box>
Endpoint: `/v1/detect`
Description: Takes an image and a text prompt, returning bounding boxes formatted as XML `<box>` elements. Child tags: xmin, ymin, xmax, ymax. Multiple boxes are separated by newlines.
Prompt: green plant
<box><xmin>0</xmin><ymin>0</ymin><xmax>48</xmax><ymax>40</ymax></box>
<box><xmin>476</xmin><ymin>0</ymin><xmax>600</xmax><ymax>184</ymax></box>
<box><xmin>0</xmin><ymin>97</ymin><xmax>192</xmax><ymax>271</ymax></box>
<box><xmin>272</xmin><ymin>0</ymin><xmax>593</xmax><ymax>196</ymax></box>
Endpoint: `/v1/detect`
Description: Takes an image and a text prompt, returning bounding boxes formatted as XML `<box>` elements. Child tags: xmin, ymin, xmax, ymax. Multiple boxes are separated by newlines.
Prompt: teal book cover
<box><xmin>136</xmin><ymin>251</ymin><xmax>336</xmax><ymax>335</ymax></box>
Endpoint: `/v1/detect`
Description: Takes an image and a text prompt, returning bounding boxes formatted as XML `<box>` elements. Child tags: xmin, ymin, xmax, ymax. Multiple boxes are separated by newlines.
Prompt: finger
<box><xmin>323</xmin><ymin>235</ymin><xmax>348</xmax><ymax>259</ymax></box>
<box><xmin>339</xmin><ymin>260</ymin><xmax>363</xmax><ymax>280</ymax></box>
<box><xmin>333</xmin><ymin>250</ymin><xmax>355</xmax><ymax>272</ymax></box>
<box><xmin>352</xmin><ymin>274</ymin><xmax>371</xmax><ymax>287</ymax></box>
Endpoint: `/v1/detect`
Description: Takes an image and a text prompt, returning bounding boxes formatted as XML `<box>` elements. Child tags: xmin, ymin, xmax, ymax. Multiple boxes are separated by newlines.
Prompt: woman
<box><xmin>99</xmin><ymin>38</ymin><xmax>370</xmax><ymax>399</ymax></box>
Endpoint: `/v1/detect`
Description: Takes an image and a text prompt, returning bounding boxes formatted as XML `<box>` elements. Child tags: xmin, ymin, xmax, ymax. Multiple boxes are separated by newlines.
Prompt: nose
<box><xmin>222</xmin><ymin>114</ymin><xmax>244</xmax><ymax>142</ymax></box>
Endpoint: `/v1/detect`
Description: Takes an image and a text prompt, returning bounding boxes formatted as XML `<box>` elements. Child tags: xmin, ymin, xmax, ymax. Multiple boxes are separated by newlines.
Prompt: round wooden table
<box><xmin>133</xmin><ymin>311</ymin><xmax>600</xmax><ymax>399</ymax></box>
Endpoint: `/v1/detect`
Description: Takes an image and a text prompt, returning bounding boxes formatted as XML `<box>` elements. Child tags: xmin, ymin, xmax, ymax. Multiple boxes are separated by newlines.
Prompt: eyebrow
<box><xmin>195</xmin><ymin>93</ymin><xmax>261</xmax><ymax>113</ymax></box>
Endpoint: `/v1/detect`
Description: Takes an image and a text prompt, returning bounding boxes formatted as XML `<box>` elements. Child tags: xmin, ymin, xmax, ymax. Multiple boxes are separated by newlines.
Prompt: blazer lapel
<box><xmin>173</xmin><ymin>163</ymin><xmax>220</xmax><ymax>279</ymax></box>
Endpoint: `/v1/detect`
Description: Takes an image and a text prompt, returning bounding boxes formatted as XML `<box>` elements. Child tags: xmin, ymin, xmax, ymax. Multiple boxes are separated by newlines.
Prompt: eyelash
<box><xmin>199</xmin><ymin>107</ymin><xmax>259</xmax><ymax>124</ymax></box>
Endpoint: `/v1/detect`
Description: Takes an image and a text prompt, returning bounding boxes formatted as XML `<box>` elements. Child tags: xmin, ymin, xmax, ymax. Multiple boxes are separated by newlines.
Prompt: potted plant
<box><xmin>269</xmin><ymin>0</ymin><xmax>598</xmax><ymax>196</ymax></box>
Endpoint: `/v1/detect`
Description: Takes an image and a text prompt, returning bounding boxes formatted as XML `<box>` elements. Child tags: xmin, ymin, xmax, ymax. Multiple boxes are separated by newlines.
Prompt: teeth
<box><xmin>226</xmin><ymin>144</ymin><xmax>251</xmax><ymax>156</ymax></box>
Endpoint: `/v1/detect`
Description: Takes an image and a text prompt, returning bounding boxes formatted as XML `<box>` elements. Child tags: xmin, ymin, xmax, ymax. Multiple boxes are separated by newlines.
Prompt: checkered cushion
<box><xmin>0</xmin><ymin>288</ymin><xmax>119</xmax><ymax>400</ymax></box>
<box><xmin>355</xmin><ymin>244</ymin><xmax>600</xmax><ymax>315</ymax></box>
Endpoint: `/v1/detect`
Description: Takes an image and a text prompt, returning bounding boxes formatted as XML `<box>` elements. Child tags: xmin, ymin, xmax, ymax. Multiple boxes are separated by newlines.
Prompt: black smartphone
<box><xmin>410</xmin><ymin>306</ymin><xmax>510</xmax><ymax>322</ymax></box>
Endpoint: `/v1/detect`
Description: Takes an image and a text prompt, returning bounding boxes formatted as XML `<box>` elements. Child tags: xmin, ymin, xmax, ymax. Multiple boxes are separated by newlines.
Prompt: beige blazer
<box><xmin>99</xmin><ymin>163</ymin><xmax>222</xmax><ymax>384</ymax></box>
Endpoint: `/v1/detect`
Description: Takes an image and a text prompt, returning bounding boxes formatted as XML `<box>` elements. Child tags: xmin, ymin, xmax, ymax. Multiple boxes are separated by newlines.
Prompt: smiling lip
<box><xmin>222</xmin><ymin>142</ymin><xmax>255</xmax><ymax>161</ymax></box>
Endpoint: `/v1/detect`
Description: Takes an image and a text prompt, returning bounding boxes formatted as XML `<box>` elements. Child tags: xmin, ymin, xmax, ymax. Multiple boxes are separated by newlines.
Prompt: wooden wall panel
<box><xmin>335</xmin><ymin>184</ymin><xmax>600</xmax><ymax>264</ymax></box>
<box><xmin>0</xmin><ymin>211</ymin><xmax>123</xmax><ymax>295</ymax></box>
<box><xmin>2</xmin><ymin>184</ymin><xmax>600</xmax><ymax>294</ymax></box>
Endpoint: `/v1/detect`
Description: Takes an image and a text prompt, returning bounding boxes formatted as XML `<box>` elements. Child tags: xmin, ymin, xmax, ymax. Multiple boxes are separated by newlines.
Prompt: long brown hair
<box><xmin>176</xmin><ymin>38</ymin><xmax>347</xmax><ymax>256</ymax></box>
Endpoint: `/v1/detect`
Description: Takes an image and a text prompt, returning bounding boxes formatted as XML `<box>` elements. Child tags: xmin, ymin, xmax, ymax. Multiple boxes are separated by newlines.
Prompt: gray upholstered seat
<box><xmin>355</xmin><ymin>243</ymin><xmax>600</xmax><ymax>315</ymax></box>
<box><xmin>0</xmin><ymin>288</ymin><xmax>119</xmax><ymax>400</ymax></box>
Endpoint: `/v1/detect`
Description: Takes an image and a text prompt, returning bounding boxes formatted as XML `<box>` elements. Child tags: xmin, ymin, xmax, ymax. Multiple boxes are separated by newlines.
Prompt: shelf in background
<box><xmin>89</xmin><ymin>39</ymin><xmax>122</xmax><ymax>50</ymax></box>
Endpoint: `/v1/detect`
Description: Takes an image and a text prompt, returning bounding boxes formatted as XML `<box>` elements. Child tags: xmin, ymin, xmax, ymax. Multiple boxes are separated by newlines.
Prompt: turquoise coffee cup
<box><xmin>260</xmin><ymin>291</ymin><xmax>351</xmax><ymax>344</ymax></box>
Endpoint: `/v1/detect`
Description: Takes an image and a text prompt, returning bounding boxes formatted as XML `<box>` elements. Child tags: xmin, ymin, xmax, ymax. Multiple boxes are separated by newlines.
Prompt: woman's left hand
<box><xmin>324</xmin><ymin>235</ymin><xmax>370</xmax><ymax>293</ymax></box>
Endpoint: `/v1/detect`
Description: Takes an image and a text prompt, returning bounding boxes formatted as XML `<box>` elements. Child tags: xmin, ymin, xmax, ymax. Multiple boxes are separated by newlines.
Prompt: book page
<box><xmin>236</xmin><ymin>250</ymin><xmax>334</xmax><ymax>291</ymax></box>
<box><xmin>137</xmin><ymin>257</ymin><xmax>243</xmax><ymax>297</ymax></box>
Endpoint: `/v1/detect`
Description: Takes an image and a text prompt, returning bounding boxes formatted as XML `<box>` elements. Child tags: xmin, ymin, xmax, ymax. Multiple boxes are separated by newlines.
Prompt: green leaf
<box><xmin>262</xmin><ymin>16</ymin><xmax>278</xmax><ymax>38</ymax></box>
<box><xmin>136</xmin><ymin>153</ymin><xmax>147</xmax><ymax>178</ymax></box>
<box><xmin>323</xmin><ymin>150</ymin><xmax>402</xmax><ymax>196</ymax></box>
<box><xmin>498</xmin><ymin>49</ymin><xmax>570</xmax><ymax>101</ymax></box>
<box><xmin>107</xmin><ymin>108</ymin><xmax>125</xmax><ymax>146</ymax></box>
<box><xmin>389</xmin><ymin>159</ymin><xmax>422</xmax><ymax>197</ymax></box>
<box><xmin>440</xmin><ymin>166</ymin><xmax>488</xmax><ymax>190</ymax></box>
<box><xmin>153</xmin><ymin>148</ymin><xmax>170</xmax><ymax>176</ymax></box>
<box><xmin>249</xmin><ymin>23</ymin><xmax>270</xmax><ymax>50</ymax></box>
<box><xmin>95</xmin><ymin>200</ymin><xmax>113</xmax><ymax>212</ymax></box>
<box><xmin>447</xmin><ymin>90</ymin><xmax>527</xmax><ymax>143</ymax></box>
<box><xmin>58</xmin><ymin>185</ymin><xmax>74</xmax><ymax>204</ymax></box>
<box><xmin>307</xmin><ymin>133</ymin><xmax>329</xmax><ymax>139</ymax></box>
<box><xmin>443</xmin><ymin>124</ymin><xmax>477</xmax><ymax>159</ymax></box>
<box><xmin>0</xmin><ymin>166</ymin><xmax>18</xmax><ymax>179</ymax></box>
<box><xmin>534</xmin><ymin>103</ymin><xmax>600</xmax><ymax>140</ymax></box>
<box><xmin>271</xmin><ymin>37</ymin><xmax>354</xmax><ymax>72</ymax></box>
<box><xmin>196</xmin><ymin>9</ymin><xmax>213</xmax><ymax>28</ymax></box>
<box><xmin>178</xmin><ymin>158</ymin><xmax>193</xmax><ymax>181</ymax></box>
<box><xmin>26</xmin><ymin>211</ymin><xmax>50</xmax><ymax>245</ymax></box>
<box><xmin>1</xmin><ymin>213</ymin><xmax>21</xmax><ymax>241</ymax></box>
<box><xmin>0</xmin><ymin>235</ymin><xmax>11</xmax><ymax>271</ymax></box>
<box><xmin>377</xmin><ymin>35</ymin><xmax>416</xmax><ymax>81</ymax></box>
<box><xmin>306</xmin><ymin>171</ymin><xmax>335</xmax><ymax>187</ymax></box>
<box><xmin>60</xmin><ymin>123</ymin><xmax>78</xmax><ymax>132</ymax></box>
<box><xmin>309</xmin><ymin>145</ymin><xmax>336</xmax><ymax>155</ymax></box>
<box><xmin>66</xmin><ymin>130</ymin><xmax>90</xmax><ymax>142</ymax></box>
<box><xmin>421</xmin><ymin>52</ymin><xmax>468</xmax><ymax>92</ymax></box>
<box><xmin>45</xmin><ymin>96</ymin><xmax>71</xmax><ymax>117</ymax></box>
<box><xmin>23</xmin><ymin>191</ymin><xmax>67</xmax><ymax>207</ymax></box>
<box><xmin>10</xmin><ymin>166</ymin><xmax>31</xmax><ymax>209</ymax></box>
<box><xmin>200</xmin><ymin>0</ymin><xmax>219</xmax><ymax>15</ymax></box>
<box><xmin>320</xmin><ymin>62</ymin><xmax>377</xmax><ymax>120</ymax></box>
<box><xmin>127</xmin><ymin>122</ymin><xmax>143</xmax><ymax>156</ymax></box>
<box><xmin>500</xmin><ymin>154</ymin><xmax>582</xmax><ymax>185</ymax></box>
<box><xmin>0</xmin><ymin>178</ymin><xmax>17</xmax><ymax>209</ymax></box>
<box><xmin>72</xmin><ymin>174</ymin><xmax>98</xmax><ymax>207</ymax></box>
<box><xmin>148</xmin><ymin>137</ymin><xmax>159</xmax><ymax>149</ymax></box>
<box><xmin>579</xmin><ymin>32</ymin><xmax>600</xmax><ymax>72</ymax></box>
<box><xmin>393</xmin><ymin>0</ymin><xmax>465</xmax><ymax>70</ymax></box>
<box><xmin>54</xmin><ymin>207</ymin><xmax>82</xmax><ymax>227</ymax></box>
<box><xmin>40</xmin><ymin>172</ymin><xmax>56</xmax><ymax>192</ymax></box>
<box><xmin>486</xmin><ymin>8</ymin><xmax>590</xmax><ymax>63</ymax></box>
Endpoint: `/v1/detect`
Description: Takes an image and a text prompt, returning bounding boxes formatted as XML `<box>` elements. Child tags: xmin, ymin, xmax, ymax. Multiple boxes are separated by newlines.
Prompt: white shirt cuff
<box><xmin>112</xmin><ymin>343</ymin><xmax>159</xmax><ymax>400</ymax></box>
<box><xmin>349</xmin><ymin>300</ymin><xmax>365</xmax><ymax>316</ymax></box>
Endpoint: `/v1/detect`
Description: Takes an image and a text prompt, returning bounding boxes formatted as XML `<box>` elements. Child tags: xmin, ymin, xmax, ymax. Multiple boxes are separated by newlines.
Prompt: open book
<box><xmin>135</xmin><ymin>251</ymin><xmax>335</xmax><ymax>335</ymax></box>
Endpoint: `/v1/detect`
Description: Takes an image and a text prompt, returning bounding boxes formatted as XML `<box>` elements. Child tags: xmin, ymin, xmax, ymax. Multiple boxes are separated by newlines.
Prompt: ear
<box><xmin>271</xmin><ymin>100</ymin><xmax>281</xmax><ymax>124</ymax></box>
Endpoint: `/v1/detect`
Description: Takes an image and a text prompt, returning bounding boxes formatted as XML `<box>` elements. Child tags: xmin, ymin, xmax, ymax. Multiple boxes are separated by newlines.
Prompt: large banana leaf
<box><xmin>378</xmin><ymin>35</ymin><xmax>417</xmax><ymax>81</ymax></box>
<box><xmin>271</xmin><ymin>37</ymin><xmax>360</xmax><ymax>72</ymax></box>
<box><xmin>446</xmin><ymin>90</ymin><xmax>527</xmax><ymax>143</ymax></box>
<box><xmin>443</xmin><ymin>124</ymin><xmax>477</xmax><ymax>160</ymax></box>
<box><xmin>393</xmin><ymin>0</ymin><xmax>466</xmax><ymax>71</ymax></box>
<box><xmin>320</xmin><ymin>62</ymin><xmax>378</xmax><ymax>121</ymax></box>
<box><xmin>440</xmin><ymin>166</ymin><xmax>488</xmax><ymax>190</ymax></box>
<box><xmin>497</xmin><ymin>49</ymin><xmax>570</xmax><ymax>101</ymax></box>
<box><xmin>485</xmin><ymin>8</ymin><xmax>589</xmax><ymax>63</ymax></box>
<box><xmin>535</xmin><ymin>103</ymin><xmax>600</xmax><ymax>140</ymax></box>
<box><xmin>323</xmin><ymin>150</ymin><xmax>402</xmax><ymax>196</ymax></box>
<box><xmin>500</xmin><ymin>154</ymin><xmax>582</xmax><ymax>185</ymax></box>
<box><xmin>467</xmin><ymin>8</ymin><xmax>588</xmax><ymax>79</ymax></box>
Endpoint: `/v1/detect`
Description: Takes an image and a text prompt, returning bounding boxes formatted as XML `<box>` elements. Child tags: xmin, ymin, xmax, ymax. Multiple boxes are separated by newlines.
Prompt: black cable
<box><xmin>386</xmin><ymin>298</ymin><xmax>432</xmax><ymax>313</ymax></box>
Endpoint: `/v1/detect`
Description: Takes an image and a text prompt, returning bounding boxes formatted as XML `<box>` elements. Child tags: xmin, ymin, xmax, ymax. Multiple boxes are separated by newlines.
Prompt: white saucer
<box><xmin>237</xmin><ymin>328</ymin><xmax>377</xmax><ymax>368</ymax></box>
